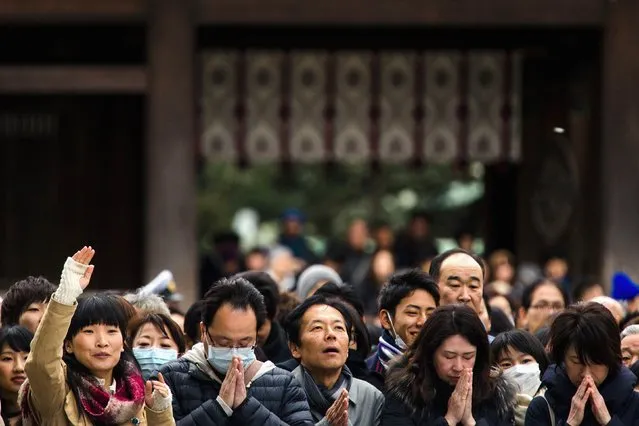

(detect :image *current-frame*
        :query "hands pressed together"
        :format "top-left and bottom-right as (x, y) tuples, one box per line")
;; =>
(445, 368), (476, 426)
(567, 375), (611, 426)
(219, 358), (248, 410)
(325, 388), (349, 426)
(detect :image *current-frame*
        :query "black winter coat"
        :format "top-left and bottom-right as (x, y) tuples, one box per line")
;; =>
(525, 364), (639, 426)
(160, 355), (313, 426)
(381, 357), (516, 426)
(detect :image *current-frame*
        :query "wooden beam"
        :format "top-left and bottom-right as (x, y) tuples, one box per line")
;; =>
(195, 0), (605, 26)
(0, 66), (147, 93)
(0, 0), (145, 22)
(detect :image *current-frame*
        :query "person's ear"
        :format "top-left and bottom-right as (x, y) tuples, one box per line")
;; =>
(64, 340), (74, 354)
(289, 341), (302, 360)
(517, 307), (528, 329)
(379, 310), (392, 331)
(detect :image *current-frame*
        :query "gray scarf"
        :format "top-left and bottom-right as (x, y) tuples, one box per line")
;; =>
(300, 365), (352, 417)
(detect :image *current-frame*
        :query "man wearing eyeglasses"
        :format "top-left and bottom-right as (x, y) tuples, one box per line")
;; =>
(516, 279), (568, 334)
(160, 277), (314, 425)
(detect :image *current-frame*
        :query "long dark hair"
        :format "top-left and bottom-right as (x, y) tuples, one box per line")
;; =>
(63, 295), (140, 415)
(399, 304), (493, 407)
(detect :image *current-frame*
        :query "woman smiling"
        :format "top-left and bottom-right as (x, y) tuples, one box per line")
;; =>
(19, 246), (175, 425)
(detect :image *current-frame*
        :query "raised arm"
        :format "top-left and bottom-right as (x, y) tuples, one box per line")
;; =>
(24, 247), (94, 419)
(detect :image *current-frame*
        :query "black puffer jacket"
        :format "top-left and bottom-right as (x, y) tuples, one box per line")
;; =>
(525, 364), (639, 425)
(160, 343), (313, 426)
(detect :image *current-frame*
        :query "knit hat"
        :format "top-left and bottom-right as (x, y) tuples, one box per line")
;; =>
(612, 272), (639, 301)
(296, 265), (344, 299)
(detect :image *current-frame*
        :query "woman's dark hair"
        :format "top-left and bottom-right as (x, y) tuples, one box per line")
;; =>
(184, 300), (206, 345)
(0, 325), (33, 353)
(63, 295), (139, 414)
(534, 327), (551, 349)
(491, 329), (550, 378)
(550, 302), (622, 376)
(127, 313), (186, 355)
(396, 305), (493, 407)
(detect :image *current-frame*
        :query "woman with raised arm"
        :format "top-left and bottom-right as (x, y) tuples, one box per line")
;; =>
(19, 246), (175, 425)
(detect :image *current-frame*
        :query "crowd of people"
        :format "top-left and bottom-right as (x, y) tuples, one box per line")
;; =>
(1, 212), (639, 425)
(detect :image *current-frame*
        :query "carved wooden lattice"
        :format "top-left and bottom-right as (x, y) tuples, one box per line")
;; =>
(201, 49), (522, 164)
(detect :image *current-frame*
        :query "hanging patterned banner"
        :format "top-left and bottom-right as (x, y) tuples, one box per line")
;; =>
(199, 48), (523, 166)
(290, 51), (327, 163)
(379, 52), (415, 163)
(334, 52), (372, 164)
(245, 50), (283, 164)
(201, 51), (238, 162)
(467, 51), (505, 163)
(423, 52), (461, 163)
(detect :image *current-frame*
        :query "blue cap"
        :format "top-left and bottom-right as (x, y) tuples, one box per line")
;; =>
(281, 208), (305, 222)
(612, 272), (639, 300)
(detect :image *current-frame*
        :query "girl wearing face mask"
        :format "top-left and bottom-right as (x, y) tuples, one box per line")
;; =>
(0, 326), (33, 425)
(381, 305), (516, 426)
(19, 247), (175, 425)
(491, 329), (549, 426)
(128, 313), (186, 380)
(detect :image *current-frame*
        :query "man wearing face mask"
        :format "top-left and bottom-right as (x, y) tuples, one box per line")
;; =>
(366, 270), (439, 385)
(160, 277), (314, 425)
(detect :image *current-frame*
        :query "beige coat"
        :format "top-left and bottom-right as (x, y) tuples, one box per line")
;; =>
(22, 299), (174, 426)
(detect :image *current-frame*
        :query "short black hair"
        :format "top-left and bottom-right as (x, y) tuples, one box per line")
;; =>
(571, 277), (602, 302)
(428, 249), (485, 282)
(0, 325), (33, 353)
(521, 278), (569, 311)
(233, 271), (280, 321)
(1, 276), (56, 326)
(550, 302), (622, 375)
(184, 300), (206, 345)
(202, 277), (267, 331)
(283, 294), (353, 348)
(378, 269), (440, 316)
(315, 282), (364, 317)
(491, 329), (550, 377)
(490, 308), (515, 335)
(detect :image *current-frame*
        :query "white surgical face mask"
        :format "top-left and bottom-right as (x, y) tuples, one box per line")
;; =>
(503, 362), (541, 397)
(384, 310), (407, 351)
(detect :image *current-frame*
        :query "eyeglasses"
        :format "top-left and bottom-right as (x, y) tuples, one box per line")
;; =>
(529, 302), (565, 311)
(206, 331), (255, 350)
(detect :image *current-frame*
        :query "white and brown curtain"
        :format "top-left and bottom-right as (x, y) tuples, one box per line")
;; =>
(201, 49), (522, 165)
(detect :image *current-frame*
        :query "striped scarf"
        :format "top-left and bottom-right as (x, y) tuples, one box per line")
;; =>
(374, 330), (404, 373)
(21, 359), (145, 425)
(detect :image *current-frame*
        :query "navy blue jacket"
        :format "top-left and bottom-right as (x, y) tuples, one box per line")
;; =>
(160, 352), (313, 426)
(525, 364), (639, 425)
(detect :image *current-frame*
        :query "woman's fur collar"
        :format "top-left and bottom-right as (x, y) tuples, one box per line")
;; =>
(385, 356), (517, 420)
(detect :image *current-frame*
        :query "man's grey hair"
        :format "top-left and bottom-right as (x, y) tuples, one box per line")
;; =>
(123, 292), (171, 317)
(621, 324), (639, 339)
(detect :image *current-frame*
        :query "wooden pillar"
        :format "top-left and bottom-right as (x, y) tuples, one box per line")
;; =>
(601, 0), (639, 286)
(146, 0), (197, 309)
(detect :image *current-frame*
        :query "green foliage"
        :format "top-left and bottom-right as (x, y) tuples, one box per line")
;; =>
(197, 162), (483, 252)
